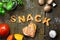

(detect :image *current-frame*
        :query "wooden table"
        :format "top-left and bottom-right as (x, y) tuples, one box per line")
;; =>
(0, 0), (60, 40)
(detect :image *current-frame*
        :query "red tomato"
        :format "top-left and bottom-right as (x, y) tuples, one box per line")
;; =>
(7, 35), (13, 40)
(0, 24), (10, 37)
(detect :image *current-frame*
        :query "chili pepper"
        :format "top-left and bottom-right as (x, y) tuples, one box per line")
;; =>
(6, 1), (17, 11)
(0, 2), (3, 7)
(14, 34), (24, 40)
(2, 0), (10, 2)
(6, 1), (14, 10)
(0, 8), (5, 15)
(12, 0), (16, 2)
(7, 34), (13, 40)
(2, 0), (17, 2)
(12, 1), (17, 10)
(17, 0), (23, 5)
(1, 0), (23, 11)
(6, 2), (13, 10)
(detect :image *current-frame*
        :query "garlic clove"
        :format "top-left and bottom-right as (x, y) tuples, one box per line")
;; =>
(38, 0), (45, 5)
(43, 4), (52, 12)
(47, 0), (53, 5)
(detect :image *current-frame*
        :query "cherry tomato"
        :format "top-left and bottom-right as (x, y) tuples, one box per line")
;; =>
(0, 24), (10, 37)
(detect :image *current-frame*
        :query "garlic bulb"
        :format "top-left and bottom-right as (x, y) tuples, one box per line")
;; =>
(49, 30), (57, 38)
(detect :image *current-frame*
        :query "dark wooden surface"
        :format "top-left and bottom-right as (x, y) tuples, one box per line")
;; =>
(0, 0), (60, 40)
